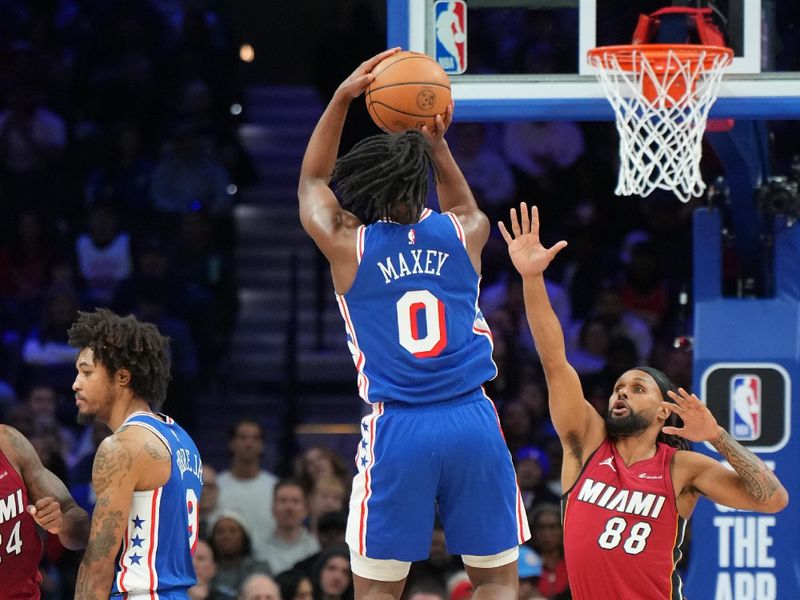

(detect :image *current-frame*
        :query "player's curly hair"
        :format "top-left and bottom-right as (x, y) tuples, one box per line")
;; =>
(68, 308), (171, 410)
(331, 129), (437, 225)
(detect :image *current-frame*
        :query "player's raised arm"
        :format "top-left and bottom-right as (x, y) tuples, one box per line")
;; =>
(421, 107), (489, 270)
(298, 48), (399, 259)
(663, 388), (788, 513)
(499, 204), (606, 474)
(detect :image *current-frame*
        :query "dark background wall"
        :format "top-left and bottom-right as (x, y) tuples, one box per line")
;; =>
(226, 0), (388, 85)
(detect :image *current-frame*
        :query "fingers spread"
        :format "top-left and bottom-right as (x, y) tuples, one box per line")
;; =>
(510, 208), (521, 237)
(498, 221), (513, 244)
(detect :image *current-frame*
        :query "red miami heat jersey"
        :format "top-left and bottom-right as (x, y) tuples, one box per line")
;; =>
(0, 448), (43, 599)
(562, 439), (687, 600)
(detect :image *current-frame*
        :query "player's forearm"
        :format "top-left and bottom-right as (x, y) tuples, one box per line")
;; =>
(431, 139), (478, 213)
(74, 560), (116, 600)
(299, 91), (350, 187)
(522, 274), (568, 368)
(710, 427), (788, 511)
(59, 504), (91, 550)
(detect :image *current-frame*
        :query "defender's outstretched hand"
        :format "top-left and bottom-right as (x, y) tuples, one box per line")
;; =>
(336, 48), (401, 100)
(662, 388), (722, 442)
(498, 203), (568, 278)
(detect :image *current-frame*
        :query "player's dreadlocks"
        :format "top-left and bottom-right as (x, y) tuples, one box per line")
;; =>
(331, 129), (438, 225)
(68, 308), (172, 410)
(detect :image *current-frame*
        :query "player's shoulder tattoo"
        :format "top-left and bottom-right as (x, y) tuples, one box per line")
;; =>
(142, 439), (170, 462)
(92, 435), (135, 493)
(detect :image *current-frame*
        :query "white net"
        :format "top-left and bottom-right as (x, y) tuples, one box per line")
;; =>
(588, 46), (732, 203)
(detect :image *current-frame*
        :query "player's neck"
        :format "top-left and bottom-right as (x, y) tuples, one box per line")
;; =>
(612, 434), (658, 467)
(109, 396), (154, 432)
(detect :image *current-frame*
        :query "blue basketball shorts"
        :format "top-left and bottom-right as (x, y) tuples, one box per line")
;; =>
(346, 388), (531, 562)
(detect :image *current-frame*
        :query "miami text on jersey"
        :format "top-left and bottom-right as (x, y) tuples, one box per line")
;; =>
(576, 478), (667, 519)
(0, 489), (24, 524)
(377, 250), (450, 284)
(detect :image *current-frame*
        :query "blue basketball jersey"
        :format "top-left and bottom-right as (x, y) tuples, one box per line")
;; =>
(337, 209), (496, 405)
(111, 412), (203, 599)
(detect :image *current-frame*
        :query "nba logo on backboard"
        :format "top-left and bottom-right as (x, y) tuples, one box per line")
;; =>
(434, 1), (467, 74)
(730, 375), (761, 440)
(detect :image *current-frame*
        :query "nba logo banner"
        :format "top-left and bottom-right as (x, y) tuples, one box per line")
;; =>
(730, 375), (761, 440)
(702, 364), (789, 452)
(434, 1), (467, 74)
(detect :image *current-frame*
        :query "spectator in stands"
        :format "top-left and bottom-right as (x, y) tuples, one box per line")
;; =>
(0, 79), (67, 218)
(200, 464), (222, 540)
(150, 122), (232, 216)
(74, 201), (133, 306)
(21, 283), (79, 388)
(216, 420), (279, 558)
(84, 123), (155, 224)
(501, 119), (584, 207)
(498, 400), (533, 455)
(0, 210), (53, 328)
(174, 208), (237, 373)
(620, 240), (670, 328)
(570, 286), (652, 366)
(189, 539), (226, 600)
(566, 317), (610, 376)
(405, 580), (447, 600)
(238, 573), (281, 600)
(275, 569), (314, 600)
(24, 383), (77, 464)
(449, 122), (515, 224)
(210, 512), (271, 599)
(406, 520), (464, 592)
(292, 511), (347, 578)
(256, 479), (320, 575)
(514, 446), (560, 514)
(295, 446), (350, 495)
(527, 505), (569, 599)
(310, 547), (353, 600)
(517, 545), (545, 600)
(308, 476), (347, 536)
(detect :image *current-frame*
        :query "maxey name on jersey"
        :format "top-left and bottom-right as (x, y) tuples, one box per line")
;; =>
(377, 249), (450, 284)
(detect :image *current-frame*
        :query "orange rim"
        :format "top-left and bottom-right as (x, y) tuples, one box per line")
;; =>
(588, 44), (733, 72)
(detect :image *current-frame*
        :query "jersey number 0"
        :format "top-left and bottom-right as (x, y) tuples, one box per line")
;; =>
(396, 290), (447, 358)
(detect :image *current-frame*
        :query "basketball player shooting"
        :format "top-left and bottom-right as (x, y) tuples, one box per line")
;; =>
(298, 49), (529, 600)
(499, 203), (788, 600)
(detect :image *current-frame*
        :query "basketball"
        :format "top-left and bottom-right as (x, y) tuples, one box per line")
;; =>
(365, 51), (451, 133)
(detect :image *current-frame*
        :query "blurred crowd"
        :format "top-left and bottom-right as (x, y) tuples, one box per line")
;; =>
(4, 2), (800, 600)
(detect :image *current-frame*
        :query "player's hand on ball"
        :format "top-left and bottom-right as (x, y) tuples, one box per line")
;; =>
(338, 48), (402, 100)
(28, 497), (63, 534)
(421, 101), (454, 145)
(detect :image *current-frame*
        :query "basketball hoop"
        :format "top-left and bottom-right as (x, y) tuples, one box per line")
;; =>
(588, 44), (733, 203)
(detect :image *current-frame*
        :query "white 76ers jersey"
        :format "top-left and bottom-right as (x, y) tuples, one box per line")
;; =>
(111, 412), (203, 598)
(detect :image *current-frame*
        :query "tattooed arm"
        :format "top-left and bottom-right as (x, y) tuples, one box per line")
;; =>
(663, 388), (789, 514)
(0, 425), (90, 549)
(75, 433), (138, 600)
